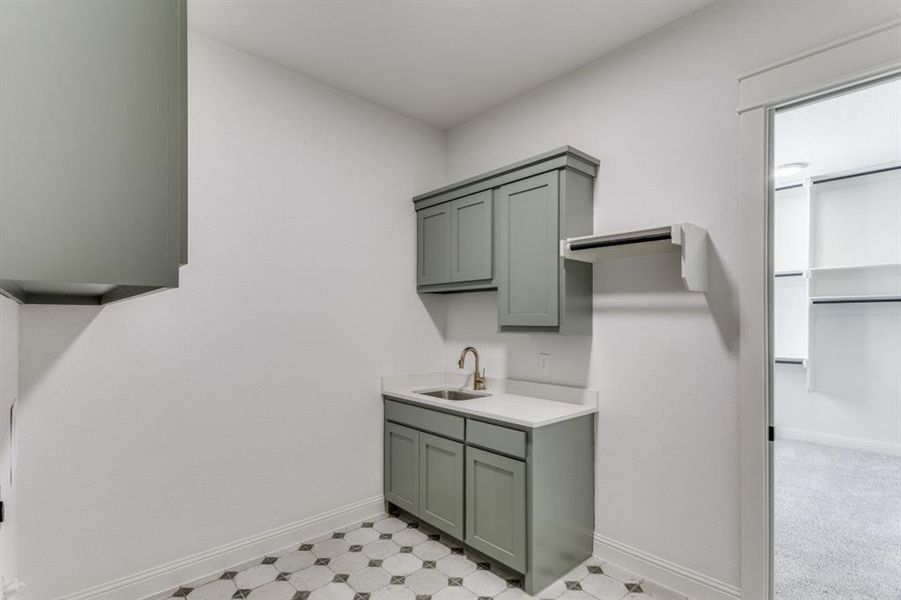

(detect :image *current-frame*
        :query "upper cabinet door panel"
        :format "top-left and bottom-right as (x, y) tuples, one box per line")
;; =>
(0, 0), (186, 290)
(451, 191), (493, 283)
(417, 202), (452, 286)
(496, 172), (560, 327)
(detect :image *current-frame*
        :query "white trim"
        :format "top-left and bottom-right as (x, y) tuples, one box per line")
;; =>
(592, 532), (740, 600)
(777, 428), (901, 457)
(738, 18), (901, 600)
(58, 495), (386, 600)
(738, 19), (901, 113)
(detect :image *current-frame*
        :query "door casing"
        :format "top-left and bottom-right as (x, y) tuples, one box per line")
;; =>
(737, 19), (901, 600)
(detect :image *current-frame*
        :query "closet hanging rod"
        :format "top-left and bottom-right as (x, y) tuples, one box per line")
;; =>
(774, 270), (805, 278)
(568, 231), (671, 251)
(775, 358), (805, 365)
(812, 163), (901, 185)
(811, 296), (901, 305)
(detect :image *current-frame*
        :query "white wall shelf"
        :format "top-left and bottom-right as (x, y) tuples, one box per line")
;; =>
(561, 222), (708, 292)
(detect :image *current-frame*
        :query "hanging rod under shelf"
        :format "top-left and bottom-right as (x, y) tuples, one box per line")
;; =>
(775, 357), (806, 365)
(810, 295), (901, 305)
(774, 270), (805, 278)
(561, 223), (708, 292)
(568, 230), (672, 251)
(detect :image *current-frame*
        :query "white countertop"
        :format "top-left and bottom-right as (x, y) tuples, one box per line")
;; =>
(381, 371), (598, 428)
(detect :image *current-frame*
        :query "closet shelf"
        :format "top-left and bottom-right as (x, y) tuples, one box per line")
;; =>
(810, 294), (901, 304)
(808, 263), (901, 275)
(561, 222), (708, 292)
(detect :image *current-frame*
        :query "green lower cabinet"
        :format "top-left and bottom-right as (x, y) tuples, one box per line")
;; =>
(385, 400), (595, 595)
(465, 446), (527, 573)
(385, 422), (420, 516)
(419, 432), (465, 539)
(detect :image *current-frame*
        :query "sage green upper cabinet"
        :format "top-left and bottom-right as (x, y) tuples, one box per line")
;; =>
(496, 172), (560, 327)
(417, 203), (453, 286)
(451, 191), (493, 283)
(0, 0), (187, 305)
(417, 191), (493, 291)
(412, 147), (598, 333)
(465, 447), (527, 573)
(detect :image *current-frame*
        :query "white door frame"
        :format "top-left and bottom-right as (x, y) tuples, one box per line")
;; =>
(737, 19), (901, 600)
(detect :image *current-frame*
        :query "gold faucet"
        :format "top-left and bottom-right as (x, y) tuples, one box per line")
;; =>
(457, 346), (486, 390)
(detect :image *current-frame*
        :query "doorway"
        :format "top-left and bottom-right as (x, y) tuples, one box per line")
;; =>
(770, 77), (901, 599)
(737, 19), (901, 600)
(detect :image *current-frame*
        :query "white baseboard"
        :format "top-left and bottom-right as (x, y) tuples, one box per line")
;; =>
(60, 495), (386, 600)
(592, 532), (741, 600)
(777, 427), (901, 456)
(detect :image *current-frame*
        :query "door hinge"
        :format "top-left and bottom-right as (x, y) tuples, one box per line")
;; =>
(768, 426), (775, 442)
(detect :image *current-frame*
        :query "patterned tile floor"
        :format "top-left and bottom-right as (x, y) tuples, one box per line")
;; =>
(152, 512), (690, 600)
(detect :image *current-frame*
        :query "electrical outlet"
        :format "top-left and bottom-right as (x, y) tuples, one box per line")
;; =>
(538, 353), (551, 375)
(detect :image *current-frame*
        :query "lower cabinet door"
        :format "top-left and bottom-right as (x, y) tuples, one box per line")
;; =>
(419, 432), (464, 539)
(465, 447), (527, 572)
(385, 421), (420, 515)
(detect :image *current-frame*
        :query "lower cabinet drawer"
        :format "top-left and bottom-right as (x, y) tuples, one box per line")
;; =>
(467, 419), (527, 458)
(385, 399), (465, 441)
(465, 447), (527, 573)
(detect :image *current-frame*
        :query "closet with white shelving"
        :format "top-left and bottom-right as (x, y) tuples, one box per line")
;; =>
(773, 165), (901, 454)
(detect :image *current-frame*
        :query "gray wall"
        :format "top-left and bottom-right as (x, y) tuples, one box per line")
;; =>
(8, 34), (447, 599)
(441, 0), (901, 590)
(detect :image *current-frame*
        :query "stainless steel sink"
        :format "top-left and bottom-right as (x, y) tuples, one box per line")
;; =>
(415, 388), (490, 401)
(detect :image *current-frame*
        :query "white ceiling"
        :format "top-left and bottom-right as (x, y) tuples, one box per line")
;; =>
(188, 0), (712, 129)
(775, 78), (901, 184)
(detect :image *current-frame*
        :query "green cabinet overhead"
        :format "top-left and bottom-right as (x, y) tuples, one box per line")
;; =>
(0, 0), (187, 305)
(417, 190), (494, 291)
(413, 147), (597, 333)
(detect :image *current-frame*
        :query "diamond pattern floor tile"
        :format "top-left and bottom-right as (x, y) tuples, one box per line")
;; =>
(276, 551), (317, 574)
(164, 513), (692, 600)
(461, 570), (506, 597)
(315, 539), (353, 559)
(363, 540), (402, 560)
(578, 574), (628, 600)
(245, 581), (298, 600)
(370, 584), (415, 600)
(185, 579), (240, 600)
(290, 565), (337, 591)
(412, 541), (450, 562)
(236, 564), (280, 590)
(310, 582), (356, 600)
(349, 567), (393, 593)
(431, 587), (476, 600)
(403, 567), (449, 595)
(392, 528), (428, 547)
(435, 555), (477, 579)
(329, 551), (371, 575)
